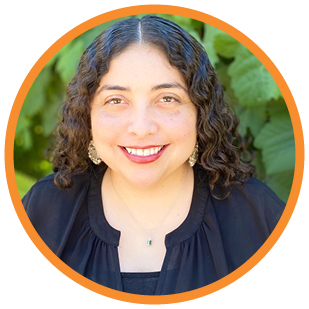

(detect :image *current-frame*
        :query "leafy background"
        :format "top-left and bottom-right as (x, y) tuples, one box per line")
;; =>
(14, 14), (295, 202)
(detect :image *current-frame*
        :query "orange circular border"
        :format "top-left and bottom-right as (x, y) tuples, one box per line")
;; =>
(5, 4), (304, 305)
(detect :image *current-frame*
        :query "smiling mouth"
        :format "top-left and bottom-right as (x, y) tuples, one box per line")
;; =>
(122, 145), (166, 157)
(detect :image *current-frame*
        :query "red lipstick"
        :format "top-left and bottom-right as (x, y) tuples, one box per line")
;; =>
(119, 145), (168, 164)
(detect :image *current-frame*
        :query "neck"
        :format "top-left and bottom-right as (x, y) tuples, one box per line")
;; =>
(107, 164), (191, 212)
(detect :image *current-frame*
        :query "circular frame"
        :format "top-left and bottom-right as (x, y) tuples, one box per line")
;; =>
(5, 4), (304, 305)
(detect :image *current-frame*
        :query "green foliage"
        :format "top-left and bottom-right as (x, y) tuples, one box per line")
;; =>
(203, 23), (294, 202)
(228, 45), (281, 106)
(14, 170), (37, 199)
(14, 15), (295, 202)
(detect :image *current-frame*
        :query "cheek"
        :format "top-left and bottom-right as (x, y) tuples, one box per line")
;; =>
(164, 111), (197, 142)
(90, 108), (121, 129)
(90, 110), (122, 143)
(178, 122), (197, 147)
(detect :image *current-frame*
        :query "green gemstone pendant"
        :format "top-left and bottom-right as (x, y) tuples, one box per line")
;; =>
(146, 235), (152, 246)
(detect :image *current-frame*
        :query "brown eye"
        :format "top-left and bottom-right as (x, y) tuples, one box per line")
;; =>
(160, 96), (180, 103)
(106, 98), (124, 105)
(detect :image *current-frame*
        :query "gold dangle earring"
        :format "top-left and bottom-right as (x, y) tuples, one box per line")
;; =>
(88, 139), (102, 165)
(188, 141), (199, 167)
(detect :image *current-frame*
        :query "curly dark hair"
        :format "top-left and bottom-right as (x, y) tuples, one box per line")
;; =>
(52, 15), (253, 197)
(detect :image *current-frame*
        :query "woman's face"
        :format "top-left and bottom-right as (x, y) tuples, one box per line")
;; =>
(91, 44), (197, 187)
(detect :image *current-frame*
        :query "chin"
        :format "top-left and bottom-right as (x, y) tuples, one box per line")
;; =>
(122, 166), (167, 187)
(128, 173), (159, 188)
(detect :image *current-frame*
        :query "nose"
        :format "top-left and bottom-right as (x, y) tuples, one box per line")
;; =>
(126, 105), (159, 137)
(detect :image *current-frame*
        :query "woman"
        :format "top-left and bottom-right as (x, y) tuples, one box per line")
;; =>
(22, 15), (285, 295)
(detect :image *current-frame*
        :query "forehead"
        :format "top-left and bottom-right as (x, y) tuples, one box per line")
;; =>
(101, 44), (185, 87)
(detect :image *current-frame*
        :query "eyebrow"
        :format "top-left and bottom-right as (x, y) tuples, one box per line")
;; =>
(97, 84), (129, 94)
(97, 82), (187, 94)
(151, 82), (187, 92)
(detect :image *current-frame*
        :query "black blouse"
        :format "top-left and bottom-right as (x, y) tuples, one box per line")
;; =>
(22, 165), (285, 295)
(121, 272), (160, 295)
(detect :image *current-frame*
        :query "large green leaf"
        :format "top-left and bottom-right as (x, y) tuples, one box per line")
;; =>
(21, 67), (51, 115)
(203, 24), (220, 66)
(254, 114), (295, 175)
(214, 33), (240, 59)
(228, 46), (281, 107)
(266, 97), (290, 117)
(15, 67), (51, 137)
(42, 78), (65, 136)
(55, 39), (86, 84)
(216, 63), (240, 107)
(235, 105), (266, 137)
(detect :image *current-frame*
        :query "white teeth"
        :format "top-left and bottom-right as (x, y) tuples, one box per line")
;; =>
(124, 146), (164, 156)
(143, 149), (150, 156)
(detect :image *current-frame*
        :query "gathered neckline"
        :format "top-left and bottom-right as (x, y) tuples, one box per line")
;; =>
(87, 165), (210, 248)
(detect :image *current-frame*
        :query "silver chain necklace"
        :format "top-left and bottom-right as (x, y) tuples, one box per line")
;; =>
(109, 166), (189, 246)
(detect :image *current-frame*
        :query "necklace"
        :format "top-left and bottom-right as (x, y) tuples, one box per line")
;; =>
(109, 166), (189, 246)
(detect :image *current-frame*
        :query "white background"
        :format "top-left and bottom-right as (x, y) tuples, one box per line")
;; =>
(1, 0), (308, 307)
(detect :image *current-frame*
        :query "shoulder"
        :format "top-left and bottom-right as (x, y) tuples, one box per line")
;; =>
(22, 170), (95, 253)
(22, 171), (93, 226)
(22, 172), (91, 208)
(210, 176), (285, 233)
(230, 177), (285, 213)
(207, 173), (285, 209)
(195, 165), (284, 208)
(194, 167), (286, 271)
